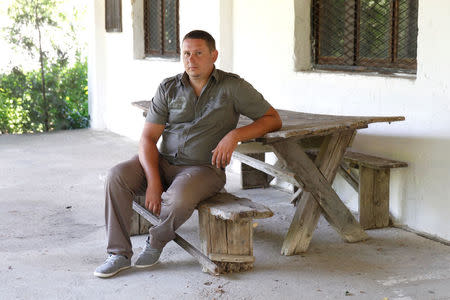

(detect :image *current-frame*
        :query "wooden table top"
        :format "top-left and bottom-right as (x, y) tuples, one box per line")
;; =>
(132, 101), (405, 140)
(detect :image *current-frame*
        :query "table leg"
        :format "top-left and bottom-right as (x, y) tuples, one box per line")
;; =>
(272, 130), (368, 255)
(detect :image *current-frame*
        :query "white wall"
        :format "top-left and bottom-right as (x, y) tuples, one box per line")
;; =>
(232, 0), (450, 241)
(88, 0), (233, 140)
(90, 0), (450, 241)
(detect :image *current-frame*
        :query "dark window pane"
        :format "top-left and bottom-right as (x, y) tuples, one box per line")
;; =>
(397, 0), (418, 59)
(144, 0), (179, 57)
(359, 0), (391, 60)
(318, 0), (346, 58)
(147, 0), (162, 53)
(312, 0), (418, 73)
(105, 0), (122, 32)
(163, 0), (177, 53)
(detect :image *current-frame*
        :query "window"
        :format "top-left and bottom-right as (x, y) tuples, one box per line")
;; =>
(312, 0), (418, 74)
(105, 0), (122, 32)
(144, 0), (180, 58)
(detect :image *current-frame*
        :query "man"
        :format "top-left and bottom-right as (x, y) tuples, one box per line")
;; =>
(94, 30), (282, 278)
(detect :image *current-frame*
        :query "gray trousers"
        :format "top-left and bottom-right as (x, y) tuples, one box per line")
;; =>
(105, 155), (226, 258)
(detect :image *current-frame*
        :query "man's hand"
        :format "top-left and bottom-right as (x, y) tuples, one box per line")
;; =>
(145, 184), (163, 216)
(211, 107), (282, 169)
(211, 130), (239, 168)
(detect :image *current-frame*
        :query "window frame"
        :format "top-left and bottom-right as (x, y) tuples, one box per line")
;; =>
(312, 0), (418, 74)
(143, 0), (180, 59)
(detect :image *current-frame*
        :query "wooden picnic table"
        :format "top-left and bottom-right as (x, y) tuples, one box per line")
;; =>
(132, 101), (405, 256)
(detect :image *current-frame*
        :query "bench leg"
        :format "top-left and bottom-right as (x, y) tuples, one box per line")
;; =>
(133, 201), (220, 275)
(130, 196), (152, 236)
(359, 167), (390, 229)
(241, 153), (269, 189)
(273, 130), (368, 255)
(198, 208), (254, 273)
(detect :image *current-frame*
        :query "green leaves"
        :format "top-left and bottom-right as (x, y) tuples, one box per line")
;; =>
(0, 58), (89, 134)
(1, 0), (87, 134)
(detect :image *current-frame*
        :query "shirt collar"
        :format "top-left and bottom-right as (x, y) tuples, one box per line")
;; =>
(210, 66), (220, 81)
(178, 65), (220, 87)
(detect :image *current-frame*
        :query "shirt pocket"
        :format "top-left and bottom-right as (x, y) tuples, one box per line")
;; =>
(168, 96), (193, 123)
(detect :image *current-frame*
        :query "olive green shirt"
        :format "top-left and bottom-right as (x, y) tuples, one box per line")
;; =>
(146, 68), (272, 166)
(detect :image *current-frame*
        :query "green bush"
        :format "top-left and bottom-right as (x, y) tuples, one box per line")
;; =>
(0, 57), (89, 134)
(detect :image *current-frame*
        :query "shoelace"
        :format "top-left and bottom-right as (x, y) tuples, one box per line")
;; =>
(105, 254), (122, 264)
(142, 244), (160, 254)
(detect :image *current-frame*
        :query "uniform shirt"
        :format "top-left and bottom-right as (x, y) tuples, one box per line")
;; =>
(145, 68), (271, 166)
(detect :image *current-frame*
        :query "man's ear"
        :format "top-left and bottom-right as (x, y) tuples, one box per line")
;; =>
(212, 50), (218, 62)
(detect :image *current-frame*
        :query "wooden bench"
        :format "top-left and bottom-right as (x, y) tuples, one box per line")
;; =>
(334, 150), (408, 229)
(131, 193), (273, 274)
(235, 149), (407, 230)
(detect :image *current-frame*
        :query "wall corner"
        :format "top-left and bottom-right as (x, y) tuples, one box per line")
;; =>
(293, 0), (312, 71)
(131, 0), (145, 59)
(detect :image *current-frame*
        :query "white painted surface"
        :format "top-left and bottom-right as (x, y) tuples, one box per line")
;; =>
(231, 0), (450, 240)
(89, 0), (450, 241)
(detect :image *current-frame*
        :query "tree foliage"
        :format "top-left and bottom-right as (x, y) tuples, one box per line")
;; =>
(1, 0), (88, 134)
(0, 57), (88, 134)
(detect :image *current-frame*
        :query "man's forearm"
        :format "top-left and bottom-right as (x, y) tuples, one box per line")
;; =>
(231, 114), (282, 143)
(138, 139), (162, 189)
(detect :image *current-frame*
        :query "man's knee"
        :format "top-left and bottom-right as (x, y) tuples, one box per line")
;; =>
(161, 191), (196, 217)
(106, 158), (141, 189)
(106, 164), (126, 186)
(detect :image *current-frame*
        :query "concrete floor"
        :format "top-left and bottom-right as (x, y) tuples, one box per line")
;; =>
(1, 129), (449, 300)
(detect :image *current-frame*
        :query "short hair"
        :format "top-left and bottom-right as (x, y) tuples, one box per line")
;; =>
(183, 30), (216, 51)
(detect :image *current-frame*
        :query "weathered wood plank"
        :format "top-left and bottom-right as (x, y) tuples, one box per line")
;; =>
(209, 253), (255, 263)
(374, 168), (390, 228)
(232, 152), (300, 188)
(235, 142), (274, 154)
(285, 133), (353, 254)
(337, 163), (359, 192)
(132, 201), (219, 275)
(266, 159), (286, 185)
(307, 149), (408, 170)
(359, 167), (375, 229)
(289, 188), (303, 205)
(273, 130), (368, 255)
(209, 217), (228, 255)
(359, 167), (390, 229)
(130, 196), (151, 236)
(226, 220), (252, 256)
(197, 194), (265, 274)
(198, 208), (211, 255)
(130, 206), (140, 236)
(344, 151), (408, 169)
(136, 196), (151, 234)
(279, 134), (346, 254)
(132, 102), (405, 141)
(197, 193), (273, 221)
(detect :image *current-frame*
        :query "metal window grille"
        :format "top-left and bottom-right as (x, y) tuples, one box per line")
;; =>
(312, 0), (418, 74)
(144, 0), (180, 58)
(105, 0), (122, 32)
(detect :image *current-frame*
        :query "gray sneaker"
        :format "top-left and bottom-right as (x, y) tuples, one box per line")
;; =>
(94, 254), (131, 278)
(135, 238), (162, 268)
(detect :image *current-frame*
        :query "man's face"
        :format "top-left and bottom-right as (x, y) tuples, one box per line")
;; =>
(182, 38), (218, 81)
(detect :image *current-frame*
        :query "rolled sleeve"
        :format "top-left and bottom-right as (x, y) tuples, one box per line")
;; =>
(145, 84), (168, 125)
(233, 79), (272, 120)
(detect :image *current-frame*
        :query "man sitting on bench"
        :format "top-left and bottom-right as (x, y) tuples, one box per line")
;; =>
(94, 30), (282, 278)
